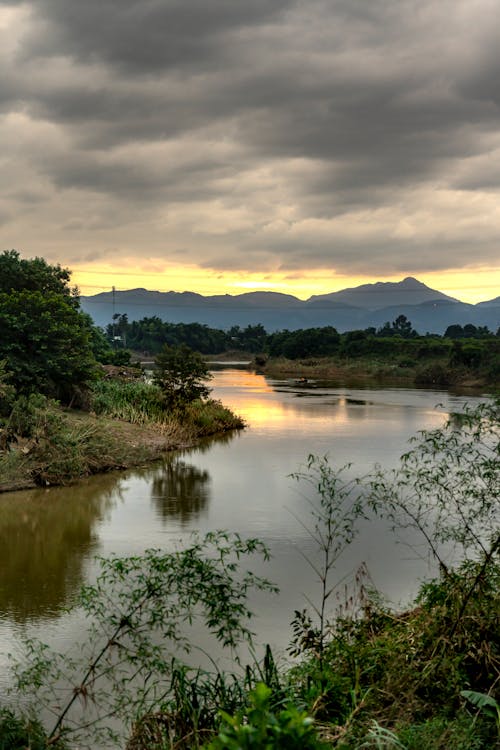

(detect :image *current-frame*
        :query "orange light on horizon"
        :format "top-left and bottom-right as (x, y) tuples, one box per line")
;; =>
(69, 262), (500, 305)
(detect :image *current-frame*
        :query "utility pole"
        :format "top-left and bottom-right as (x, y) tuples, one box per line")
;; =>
(112, 285), (116, 340)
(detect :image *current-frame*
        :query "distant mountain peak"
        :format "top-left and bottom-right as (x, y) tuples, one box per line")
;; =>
(80, 277), (499, 334)
(308, 277), (459, 310)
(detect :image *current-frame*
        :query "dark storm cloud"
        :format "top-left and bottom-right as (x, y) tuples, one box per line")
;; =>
(1, 0), (500, 275)
(19, 0), (291, 73)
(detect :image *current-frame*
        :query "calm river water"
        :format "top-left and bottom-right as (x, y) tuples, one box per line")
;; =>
(0, 369), (485, 697)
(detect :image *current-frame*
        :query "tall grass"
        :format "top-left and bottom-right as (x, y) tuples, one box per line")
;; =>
(89, 380), (167, 424)
(0, 384), (244, 491)
(89, 380), (244, 435)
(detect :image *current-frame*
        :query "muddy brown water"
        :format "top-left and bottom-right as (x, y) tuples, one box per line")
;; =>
(0, 368), (486, 708)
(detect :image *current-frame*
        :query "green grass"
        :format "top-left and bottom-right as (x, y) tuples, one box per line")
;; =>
(89, 379), (167, 423)
(286, 559), (500, 749)
(0, 383), (244, 491)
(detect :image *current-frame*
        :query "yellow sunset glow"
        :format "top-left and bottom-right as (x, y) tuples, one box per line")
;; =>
(70, 261), (499, 304)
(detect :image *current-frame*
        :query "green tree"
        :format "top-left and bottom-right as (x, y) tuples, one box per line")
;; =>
(154, 343), (212, 409)
(0, 290), (97, 399)
(377, 314), (416, 338)
(0, 250), (100, 400)
(0, 249), (78, 304)
(444, 324), (465, 338)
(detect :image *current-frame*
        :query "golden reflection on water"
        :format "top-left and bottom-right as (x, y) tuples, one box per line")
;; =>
(214, 369), (352, 430)
(0, 475), (119, 621)
(0, 371), (457, 628)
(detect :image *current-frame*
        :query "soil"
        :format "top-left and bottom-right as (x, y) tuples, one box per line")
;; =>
(0, 412), (210, 495)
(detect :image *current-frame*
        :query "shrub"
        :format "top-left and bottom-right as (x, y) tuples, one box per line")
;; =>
(205, 683), (326, 750)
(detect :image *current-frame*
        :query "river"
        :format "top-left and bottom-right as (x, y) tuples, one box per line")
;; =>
(0, 368), (485, 709)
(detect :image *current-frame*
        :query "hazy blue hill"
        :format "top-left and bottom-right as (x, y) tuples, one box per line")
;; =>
(80, 278), (500, 334)
(308, 276), (459, 309)
(476, 296), (500, 308)
(368, 300), (477, 333)
(200, 291), (303, 309)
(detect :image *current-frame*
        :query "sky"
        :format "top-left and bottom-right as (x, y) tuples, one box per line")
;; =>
(1, 0), (500, 303)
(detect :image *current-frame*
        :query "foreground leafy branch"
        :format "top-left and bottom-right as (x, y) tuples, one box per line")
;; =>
(12, 532), (278, 748)
(367, 398), (499, 573)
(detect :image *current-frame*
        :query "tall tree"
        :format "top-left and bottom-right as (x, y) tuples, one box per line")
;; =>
(0, 251), (97, 400)
(154, 344), (212, 409)
(0, 250), (78, 304)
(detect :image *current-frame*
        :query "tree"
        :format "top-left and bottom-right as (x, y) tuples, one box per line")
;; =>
(444, 324), (465, 338)
(154, 343), (212, 409)
(0, 290), (97, 399)
(377, 314), (416, 338)
(0, 249), (78, 304)
(0, 250), (98, 400)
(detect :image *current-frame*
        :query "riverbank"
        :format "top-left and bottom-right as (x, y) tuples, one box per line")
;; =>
(0, 396), (244, 494)
(259, 355), (492, 390)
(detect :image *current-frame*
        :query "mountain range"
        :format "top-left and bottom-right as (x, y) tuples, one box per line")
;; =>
(81, 277), (500, 335)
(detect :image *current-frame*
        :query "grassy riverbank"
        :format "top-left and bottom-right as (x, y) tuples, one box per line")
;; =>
(0, 381), (243, 493)
(259, 355), (492, 390)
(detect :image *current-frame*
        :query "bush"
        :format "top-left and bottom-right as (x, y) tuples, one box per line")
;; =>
(414, 363), (457, 386)
(205, 683), (326, 750)
(0, 707), (66, 750)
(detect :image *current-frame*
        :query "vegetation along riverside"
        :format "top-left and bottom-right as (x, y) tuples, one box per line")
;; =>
(0, 250), (498, 749)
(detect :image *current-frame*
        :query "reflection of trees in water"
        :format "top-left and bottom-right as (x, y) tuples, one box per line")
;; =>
(0, 474), (120, 622)
(191, 431), (236, 454)
(150, 457), (211, 526)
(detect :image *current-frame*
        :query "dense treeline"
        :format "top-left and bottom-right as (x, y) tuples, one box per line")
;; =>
(109, 313), (500, 381)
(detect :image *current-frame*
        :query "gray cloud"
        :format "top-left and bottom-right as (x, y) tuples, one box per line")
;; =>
(1, 0), (500, 279)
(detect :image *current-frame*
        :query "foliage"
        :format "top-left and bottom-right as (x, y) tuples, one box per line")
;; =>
(288, 559), (499, 747)
(205, 682), (326, 750)
(358, 721), (407, 749)
(0, 707), (66, 750)
(87, 319), (132, 365)
(227, 324), (268, 353)
(100, 309), (498, 386)
(0, 289), (97, 399)
(0, 251), (107, 400)
(12, 533), (278, 748)
(127, 645), (285, 750)
(0, 360), (15, 417)
(283, 399), (499, 749)
(289, 457), (367, 667)
(414, 362), (458, 386)
(90, 379), (167, 423)
(114, 316), (230, 355)
(366, 399), (499, 574)
(0, 249), (77, 303)
(89, 379), (243, 434)
(444, 324), (494, 339)
(181, 399), (245, 435)
(377, 315), (417, 338)
(460, 690), (500, 732)
(0, 393), (123, 485)
(268, 327), (340, 359)
(154, 343), (213, 408)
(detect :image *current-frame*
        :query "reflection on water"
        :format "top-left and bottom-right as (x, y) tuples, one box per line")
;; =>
(0, 476), (119, 620)
(0, 369), (486, 696)
(150, 457), (211, 526)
